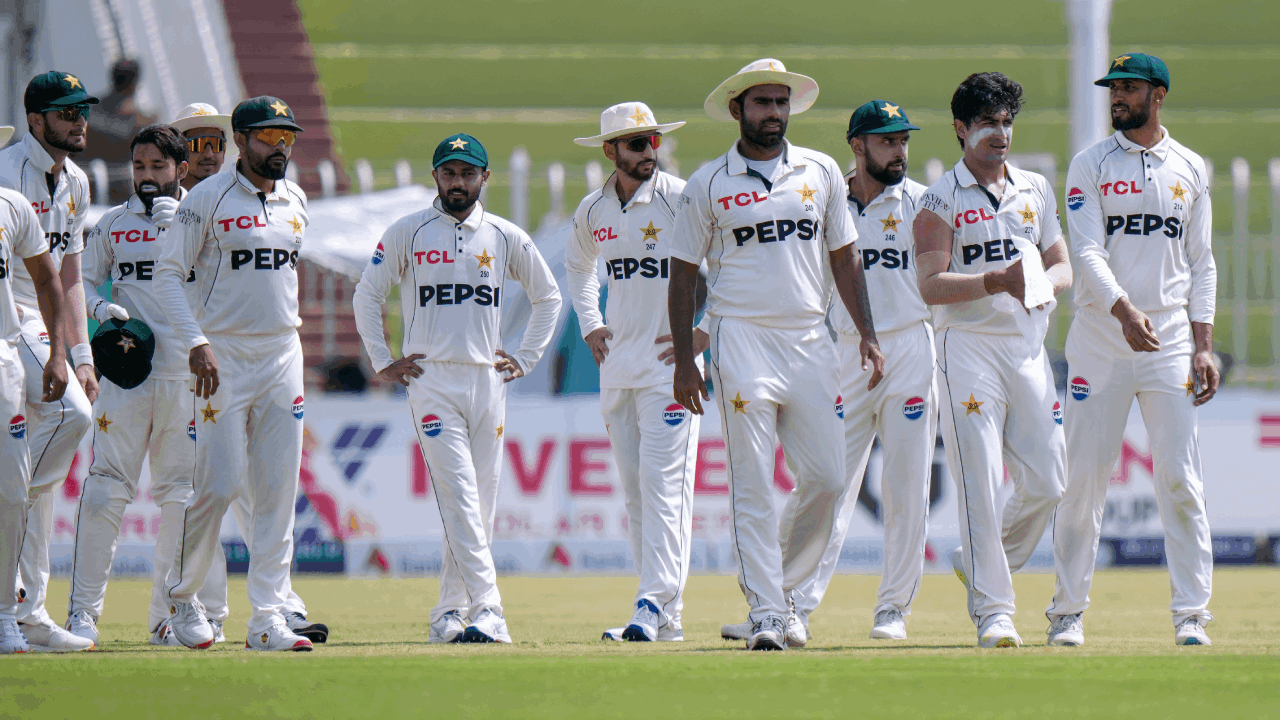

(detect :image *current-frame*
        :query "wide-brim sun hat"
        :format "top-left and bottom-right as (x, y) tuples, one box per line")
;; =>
(703, 58), (819, 122)
(0, 127), (13, 146)
(169, 103), (233, 136)
(574, 102), (685, 147)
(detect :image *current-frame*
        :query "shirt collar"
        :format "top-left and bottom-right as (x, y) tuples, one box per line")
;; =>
(233, 165), (288, 201)
(432, 197), (486, 231)
(126, 186), (187, 216)
(952, 158), (1032, 201)
(726, 138), (803, 178)
(603, 171), (657, 209)
(846, 173), (905, 210)
(1113, 126), (1172, 160)
(21, 133), (57, 175)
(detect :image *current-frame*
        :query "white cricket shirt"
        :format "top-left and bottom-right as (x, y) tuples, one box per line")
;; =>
(919, 160), (1062, 335)
(0, 187), (50, 348)
(154, 168), (308, 348)
(567, 170), (699, 389)
(84, 191), (197, 379)
(1064, 128), (1215, 324)
(0, 133), (90, 312)
(832, 176), (930, 337)
(352, 199), (562, 374)
(670, 139), (858, 330)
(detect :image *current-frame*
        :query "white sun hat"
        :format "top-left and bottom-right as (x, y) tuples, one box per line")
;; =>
(574, 102), (685, 147)
(169, 102), (232, 136)
(703, 58), (820, 122)
(0, 127), (12, 146)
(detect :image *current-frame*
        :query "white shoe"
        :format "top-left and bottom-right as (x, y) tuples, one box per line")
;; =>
(1047, 614), (1084, 647)
(747, 615), (787, 651)
(870, 608), (907, 640)
(429, 610), (467, 644)
(785, 612), (808, 648)
(209, 618), (225, 644)
(978, 614), (1023, 648)
(149, 618), (183, 646)
(65, 610), (99, 645)
(621, 599), (659, 642)
(0, 619), (30, 654)
(245, 621), (314, 652)
(461, 608), (512, 644)
(20, 618), (94, 652)
(1175, 617), (1212, 646)
(721, 620), (753, 641)
(168, 600), (215, 649)
(603, 624), (683, 642)
(285, 611), (329, 644)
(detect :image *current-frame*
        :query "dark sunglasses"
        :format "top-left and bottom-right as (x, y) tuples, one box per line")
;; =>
(48, 105), (91, 123)
(612, 134), (661, 153)
(186, 135), (226, 154)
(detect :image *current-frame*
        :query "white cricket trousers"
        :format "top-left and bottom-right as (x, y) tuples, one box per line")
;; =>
(166, 331), (304, 634)
(935, 327), (1066, 625)
(707, 316), (845, 622)
(408, 362), (506, 624)
(67, 377), (232, 631)
(15, 311), (92, 624)
(0, 343), (31, 621)
(1049, 306), (1212, 626)
(792, 321), (937, 623)
(600, 384), (698, 631)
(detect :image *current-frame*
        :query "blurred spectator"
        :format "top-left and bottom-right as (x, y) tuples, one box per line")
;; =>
(81, 58), (156, 203)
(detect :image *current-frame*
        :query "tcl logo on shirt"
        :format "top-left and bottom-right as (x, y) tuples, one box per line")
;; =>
(606, 257), (668, 280)
(960, 239), (1021, 265)
(230, 248), (299, 270)
(30, 200), (51, 215)
(593, 227), (617, 242)
(731, 218), (818, 246)
(1105, 214), (1183, 239)
(1100, 180), (1142, 196)
(110, 229), (158, 243)
(954, 207), (996, 227)
(716, 191), (769, 210)
(216, 215), (268, 232)
(418, 283), (500, 307)
(413, 250), (455, 265)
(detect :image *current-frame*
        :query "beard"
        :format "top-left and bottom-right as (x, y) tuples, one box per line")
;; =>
(246, 148), (289, 180)
(740, 113), (787, 150)
(864, 154), (907, 186)
(1112, 93), (1153, 131)
(43, 124), (84, 153)
(617, 156), (655, 183)
(440, 185), (481, 213)
(135, 177), (180, 212)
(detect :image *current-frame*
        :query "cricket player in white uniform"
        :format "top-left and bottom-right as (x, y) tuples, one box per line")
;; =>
(155, 96), (314, 651)
(0, 123), (71, 653)
(1047, 54), (1218, 648)
(566, 103), (699, 642)
(669, 60), (885, 651)
(0, 72), (101, 652)
(353, 134), (561, 644)
(64, 125), (235, 647)
(914, 72), (1073, 648)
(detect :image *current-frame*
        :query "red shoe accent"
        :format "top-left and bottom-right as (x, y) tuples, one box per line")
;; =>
(191, 639), (214, 650)
(291, 639), (313, 651)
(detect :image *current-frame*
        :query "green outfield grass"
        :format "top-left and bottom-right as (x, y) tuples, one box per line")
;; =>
(4, 570), (1278, 718)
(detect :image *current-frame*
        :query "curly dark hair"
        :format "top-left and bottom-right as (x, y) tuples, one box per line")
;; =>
(130, 123), (189, 166)
(950, 72), (1024, 149)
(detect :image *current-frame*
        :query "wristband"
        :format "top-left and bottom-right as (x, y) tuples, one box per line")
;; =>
(70, 343), (94, 368)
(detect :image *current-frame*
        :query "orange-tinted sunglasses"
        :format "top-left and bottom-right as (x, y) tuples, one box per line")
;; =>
(253, 128), (297, 147)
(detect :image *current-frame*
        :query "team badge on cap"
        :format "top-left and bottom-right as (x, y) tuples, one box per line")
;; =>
(835, 395), (844, 419)
(1052, 401), (1064, 425)
(1070, 377), (1091, 401)
(292, 396), (305, 420)
(903, 397), (925, 421)
(1067, 187), (1085, 211)
(662, 403), (687, 427)
(8, 415), (25, 439)
(421, 414), (443, 437)
(372, 242), (385, 265)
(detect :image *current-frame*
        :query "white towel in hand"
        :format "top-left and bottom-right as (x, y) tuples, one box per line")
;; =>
(990, 235), (1055, 347)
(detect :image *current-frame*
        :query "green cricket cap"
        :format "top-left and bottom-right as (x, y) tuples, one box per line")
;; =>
(846, 100), (920, 142)
(91, 318), (155, 390)
(231, 96), (305, 132)
(24, 71), (100, 114)
(1094, 53), (1170, 91)
(433, 134), (488, 169)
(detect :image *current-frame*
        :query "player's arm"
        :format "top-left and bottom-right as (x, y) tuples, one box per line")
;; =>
(499, 232), (563, 382)
(14, 200), (67, 401)
(667, 185), (715, 415)
(657, 269), (710, 366)
(83, 215), (129, 324)
(1185, 173), (1218, 405)
(1036, 185), (1073, 297)
(564, 206), (609, 366)
(154, 190), (217, 398)
(59, 250), (97, 402)
(913, 207), (995, 303)
(822, 160), (884, 389)
(352, 222), (422, 386)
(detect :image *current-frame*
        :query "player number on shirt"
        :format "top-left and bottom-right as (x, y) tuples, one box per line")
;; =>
(480, 270), (489, 278)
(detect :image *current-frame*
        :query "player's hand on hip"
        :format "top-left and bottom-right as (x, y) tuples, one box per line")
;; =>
(41, 361), (68, 402)
(376, 353), (426, 387)
(656, 328), (709, 366)
(494, 350), (524, 383)
(190, 344), (219, 399)
(983, 259), (1027, 308)
(149, 196), (180, 230)
(1192, 350), (1220, 406)
(1111, 298), (1160, 352)
(672, 361), (708, 416)
(860, 335), (887, 391)
(585, 327), (613, 367)
(75, 364), (99, 403)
